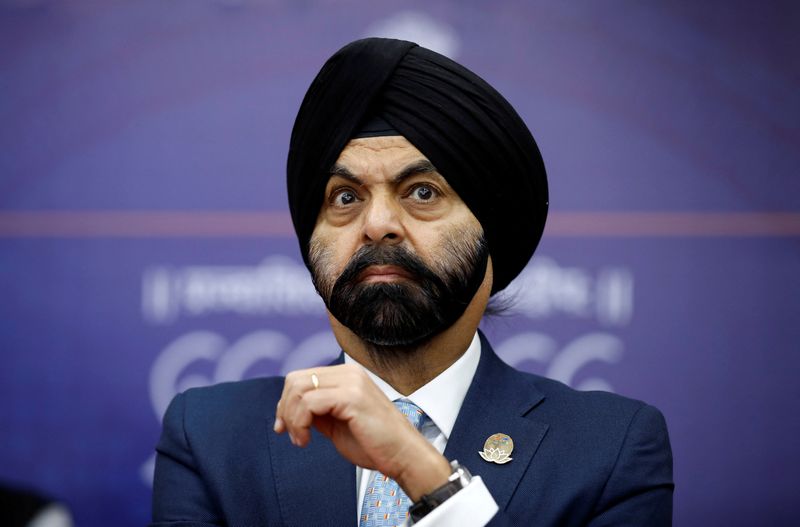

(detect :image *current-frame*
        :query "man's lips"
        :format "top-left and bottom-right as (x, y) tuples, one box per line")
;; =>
(357, 264), (415, 283)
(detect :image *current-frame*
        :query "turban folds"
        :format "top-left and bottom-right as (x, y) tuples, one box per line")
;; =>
(287, 38), (548, 294)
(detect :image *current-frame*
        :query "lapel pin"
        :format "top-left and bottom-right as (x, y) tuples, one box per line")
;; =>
(479, 433), (514, 464)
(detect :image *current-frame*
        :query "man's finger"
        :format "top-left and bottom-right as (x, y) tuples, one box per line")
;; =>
(275, 364), (371, 444)
(285, 387), (341, 447)
(275, 368), (318, 435)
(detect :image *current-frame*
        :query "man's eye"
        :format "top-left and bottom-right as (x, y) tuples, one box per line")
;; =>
(331, 189), (358, 207)
(409, 185), (436, 201)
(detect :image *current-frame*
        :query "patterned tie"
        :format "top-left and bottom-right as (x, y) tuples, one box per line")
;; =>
(359, 400), (427, 527)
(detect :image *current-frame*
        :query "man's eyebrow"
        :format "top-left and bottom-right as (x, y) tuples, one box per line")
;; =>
(328, 159), (438, 185)
(392, 159), (438, 184)
(329, 163), (364, 185)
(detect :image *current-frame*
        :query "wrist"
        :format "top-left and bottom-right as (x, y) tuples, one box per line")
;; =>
(393, 441), (451, 501)
(408, 460), (474, 524)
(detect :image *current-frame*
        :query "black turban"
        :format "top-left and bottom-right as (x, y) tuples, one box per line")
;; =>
(287, 38), (548, 294)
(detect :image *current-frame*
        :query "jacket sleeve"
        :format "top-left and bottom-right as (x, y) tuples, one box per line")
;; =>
(150, 392), (224, 527)
(586, 403), (674, 527)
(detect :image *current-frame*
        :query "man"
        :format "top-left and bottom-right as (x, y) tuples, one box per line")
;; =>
(151, 38), (673, 526)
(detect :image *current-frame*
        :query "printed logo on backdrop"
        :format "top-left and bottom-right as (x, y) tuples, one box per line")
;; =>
(140, 255), (634, 485)
(506, 256), (633, 326)
(142, 256), (325, 324)
(493, 256), (631, 391)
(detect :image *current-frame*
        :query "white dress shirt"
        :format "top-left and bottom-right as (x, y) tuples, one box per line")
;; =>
(345, 332), (499, 526)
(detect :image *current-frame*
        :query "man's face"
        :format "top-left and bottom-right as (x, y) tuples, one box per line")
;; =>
(309, 135), (489, 348)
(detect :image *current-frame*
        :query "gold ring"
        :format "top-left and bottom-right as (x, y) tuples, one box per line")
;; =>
(310, 372), (320, 390)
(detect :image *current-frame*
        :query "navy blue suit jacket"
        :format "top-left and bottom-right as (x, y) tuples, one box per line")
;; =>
(151, 333), (673, 526)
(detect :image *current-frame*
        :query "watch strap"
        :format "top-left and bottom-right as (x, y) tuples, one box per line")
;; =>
(408, 460), (471, 523)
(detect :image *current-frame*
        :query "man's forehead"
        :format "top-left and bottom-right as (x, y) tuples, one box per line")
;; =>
(331, 135), (449, 184)
(338, 135), (421, 158)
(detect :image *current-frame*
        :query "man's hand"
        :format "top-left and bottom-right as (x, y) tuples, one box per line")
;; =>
(273, 364), (451, 501)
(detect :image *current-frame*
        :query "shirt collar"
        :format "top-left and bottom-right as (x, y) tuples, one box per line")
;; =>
(343, 332), (481, 441)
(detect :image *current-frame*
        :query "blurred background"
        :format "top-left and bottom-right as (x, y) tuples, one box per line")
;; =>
(1, 1), (798, 525)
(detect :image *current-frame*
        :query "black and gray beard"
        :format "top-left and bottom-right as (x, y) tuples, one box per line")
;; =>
(309, 227), (489, 364)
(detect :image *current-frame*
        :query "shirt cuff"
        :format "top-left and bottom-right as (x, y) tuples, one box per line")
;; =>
(406, 475), (498, 527)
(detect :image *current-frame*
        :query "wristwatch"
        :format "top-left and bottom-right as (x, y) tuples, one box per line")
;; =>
(408, 460), (472, 523)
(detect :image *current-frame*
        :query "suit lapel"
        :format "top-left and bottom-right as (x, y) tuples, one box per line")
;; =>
(264, 354), (356, 526)
(444, 332), (549, 510)
(266, 423), (356, 526)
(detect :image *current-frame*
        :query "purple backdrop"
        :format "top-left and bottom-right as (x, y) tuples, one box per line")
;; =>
(1, 1), (798, 525)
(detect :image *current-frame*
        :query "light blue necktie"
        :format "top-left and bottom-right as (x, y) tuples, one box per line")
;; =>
(359, 400), (428, 527)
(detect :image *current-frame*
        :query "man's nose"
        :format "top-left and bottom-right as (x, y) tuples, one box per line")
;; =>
(362, 195), (404, 244)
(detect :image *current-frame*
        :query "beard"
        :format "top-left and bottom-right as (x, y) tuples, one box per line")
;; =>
(309, 225), (489, 357)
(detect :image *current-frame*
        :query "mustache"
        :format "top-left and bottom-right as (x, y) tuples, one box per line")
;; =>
(328, 243), (450, 348)
(315, 230), (490, 349)
(335, 244), (442, 289)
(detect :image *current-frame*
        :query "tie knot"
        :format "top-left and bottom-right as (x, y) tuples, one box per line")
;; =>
(393, 399), (426, 430)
